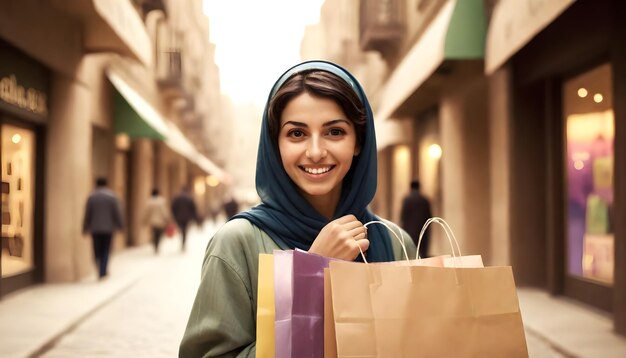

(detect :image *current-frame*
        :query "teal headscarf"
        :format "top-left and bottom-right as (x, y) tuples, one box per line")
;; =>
(234, 60), (394, 262)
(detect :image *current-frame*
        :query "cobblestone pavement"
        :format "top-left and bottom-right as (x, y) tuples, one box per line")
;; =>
(38, 224), (212, 358)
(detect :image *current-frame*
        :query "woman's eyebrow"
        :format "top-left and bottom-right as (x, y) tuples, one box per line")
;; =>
(323, 119), (350, 127)
(281, 120), (307, 128)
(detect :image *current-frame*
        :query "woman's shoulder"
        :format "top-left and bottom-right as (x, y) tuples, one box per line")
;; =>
(214, 218), (257, 237)
(207, 218), (278, 258)
(209, 218), (257, 251)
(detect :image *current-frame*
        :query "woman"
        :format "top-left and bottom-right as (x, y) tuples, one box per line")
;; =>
(179, 60), (415, 357)
(142, 188), (171, 254)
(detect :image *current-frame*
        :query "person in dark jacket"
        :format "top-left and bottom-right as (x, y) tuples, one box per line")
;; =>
(222, 194), (239, 220)
(82, 177), (124, 279)
(171, 186), (199, 251)
(400, 179), (433, 258)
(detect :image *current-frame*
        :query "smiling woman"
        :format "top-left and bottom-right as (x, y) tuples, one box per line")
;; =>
(279, 93), (358, 219)
(179, 61), (416, 357)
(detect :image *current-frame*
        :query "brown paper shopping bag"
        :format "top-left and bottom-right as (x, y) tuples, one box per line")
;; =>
(325, 218), (486, 357)
(256, 254), (275, 358)
(329, 262), (528, 357)
(328, 217), (528, 357)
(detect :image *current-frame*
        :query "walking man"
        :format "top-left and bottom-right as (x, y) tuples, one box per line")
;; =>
(171, 186), (199, 251)
(400, 179), (433, 258)
(82, 177), (124, 279)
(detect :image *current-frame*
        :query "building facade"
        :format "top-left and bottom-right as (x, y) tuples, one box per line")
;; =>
(303, 0), (625, 335)
(0, 0), (227, 297)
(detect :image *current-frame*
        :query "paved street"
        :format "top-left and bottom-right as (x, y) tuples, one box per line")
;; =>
(37, 223), (212, 358)
(526, 332), (568, 358)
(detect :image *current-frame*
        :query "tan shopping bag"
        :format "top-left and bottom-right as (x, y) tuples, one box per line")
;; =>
(329, 262), (528, 357)
(256, 254), (275, 358)
(324, 219), (487, 357)
(328, 217), (528, 357)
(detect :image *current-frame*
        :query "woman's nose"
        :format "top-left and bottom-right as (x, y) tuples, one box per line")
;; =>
(305, 137), (327, 162)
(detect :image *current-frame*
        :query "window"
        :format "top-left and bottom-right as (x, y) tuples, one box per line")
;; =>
(564, 64), (614, 285)
(1, 124), (36, 277)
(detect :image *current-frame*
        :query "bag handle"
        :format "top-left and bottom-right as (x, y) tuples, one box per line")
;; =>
(416, 217), (462, 262)
(359, 220), (410, 264)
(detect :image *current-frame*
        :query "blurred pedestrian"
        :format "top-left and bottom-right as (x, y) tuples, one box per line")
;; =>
(171, 186), (199, 251)
(222, 194), (239, 220)
(82, 177), (124, 279)
(400, 179), (433, 258)
(143, 188), (171, 254)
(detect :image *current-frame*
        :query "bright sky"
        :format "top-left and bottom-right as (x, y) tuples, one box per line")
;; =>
(202, 0), (325, 107)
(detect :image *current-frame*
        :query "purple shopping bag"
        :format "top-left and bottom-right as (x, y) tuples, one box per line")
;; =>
(273, 249), (335, 358)
(291, 249), (334, 358)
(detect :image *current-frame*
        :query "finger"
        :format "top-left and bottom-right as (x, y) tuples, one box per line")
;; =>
(356, 238), (370, 252)
(336, 214), (357, 223)
(349, 238), (369, 261)
(342, 219), (364, 231)
(347, 225), (367, 238)
(352, 231), (367, 241)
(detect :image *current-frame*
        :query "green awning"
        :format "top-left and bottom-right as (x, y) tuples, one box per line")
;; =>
(375, 0), (486, 125)
(108, 71), (167, 140)
(444, 0), (486, 59)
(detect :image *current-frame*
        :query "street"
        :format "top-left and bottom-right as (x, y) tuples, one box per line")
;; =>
(37, 223), (212, 358)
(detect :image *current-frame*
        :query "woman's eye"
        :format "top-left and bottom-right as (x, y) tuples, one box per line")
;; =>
(328, 128), (345, 136)
(288, 129), (305, 138)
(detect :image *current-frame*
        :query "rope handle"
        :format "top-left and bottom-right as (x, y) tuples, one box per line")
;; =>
(357, 220), (410, 264)
(416, 217), (462, 263)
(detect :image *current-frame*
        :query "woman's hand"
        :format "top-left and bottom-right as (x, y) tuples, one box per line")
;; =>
(309, 214), (369, 260)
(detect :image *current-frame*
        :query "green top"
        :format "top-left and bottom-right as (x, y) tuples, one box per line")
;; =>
(179, 218), (416, 358)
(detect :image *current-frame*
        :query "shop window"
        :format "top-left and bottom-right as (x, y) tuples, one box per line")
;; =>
(1, 124), (36, 277)
(564, 64), (614, 285)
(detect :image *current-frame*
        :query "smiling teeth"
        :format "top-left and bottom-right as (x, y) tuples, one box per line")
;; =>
(304, 167), (331, 174)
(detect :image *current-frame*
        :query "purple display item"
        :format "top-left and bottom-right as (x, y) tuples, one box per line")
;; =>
(274, 250), (294, 358)
(291, 249), (335, 358)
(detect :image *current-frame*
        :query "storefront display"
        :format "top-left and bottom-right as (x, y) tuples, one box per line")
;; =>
(564, 64), (614, 285)
(1, 124), (35, 277)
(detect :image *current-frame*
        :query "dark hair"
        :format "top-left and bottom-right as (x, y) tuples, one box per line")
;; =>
(151, 188), (159, 196)
(411, 180), (421, 190)
(267, 70), (366, 148)
(96, 177), (107, 187)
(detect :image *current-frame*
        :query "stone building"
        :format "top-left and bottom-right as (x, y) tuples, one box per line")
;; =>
(0, 0), (228, 296)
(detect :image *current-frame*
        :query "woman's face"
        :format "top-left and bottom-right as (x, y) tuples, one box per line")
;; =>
(278, 92), (360, 211)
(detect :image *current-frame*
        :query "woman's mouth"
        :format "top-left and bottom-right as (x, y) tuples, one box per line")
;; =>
(299, 165), (335, 175)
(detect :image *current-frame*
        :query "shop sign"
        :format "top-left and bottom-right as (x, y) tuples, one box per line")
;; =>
(0, 40), (50, 123)
(0, 75), (48, 116)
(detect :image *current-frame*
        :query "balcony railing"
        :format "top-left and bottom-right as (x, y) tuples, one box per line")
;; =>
(157, 49), (181, 83)
(156, 49), (185, 98)
(359, 0), (405, 56)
